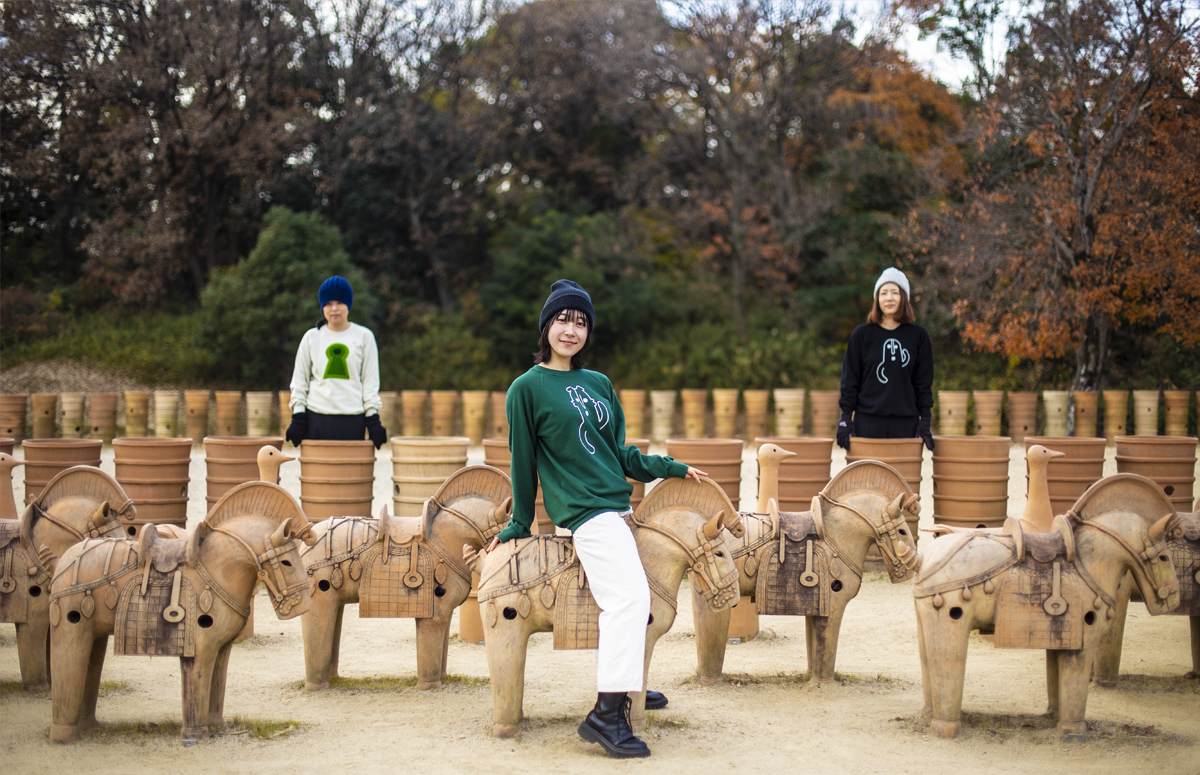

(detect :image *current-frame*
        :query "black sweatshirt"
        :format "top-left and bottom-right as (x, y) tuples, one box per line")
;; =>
(838, 323), (934, 418)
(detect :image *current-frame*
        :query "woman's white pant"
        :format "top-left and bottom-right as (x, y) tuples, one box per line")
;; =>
(571, 511), (650, 692)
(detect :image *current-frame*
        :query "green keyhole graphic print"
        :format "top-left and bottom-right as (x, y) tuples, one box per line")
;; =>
(323, 343), (351, 379)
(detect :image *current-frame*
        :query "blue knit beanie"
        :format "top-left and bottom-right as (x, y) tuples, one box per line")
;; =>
(319, 276), (353, 309)
(539, 279), (594, 332)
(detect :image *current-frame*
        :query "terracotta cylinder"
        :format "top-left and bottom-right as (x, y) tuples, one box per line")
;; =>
(666, 438), (744, 508)
(772, 389), (805, 437)
(0, 394), (28, 442)
(650, 390), (676, 442)
(401, 390), (428, 437)
(390, 436), (467, 518)
(1102, 390), (1129, 443)
(1007, 392), (1038, 444)
(712, 389), (739, 440)
(1042, 390), (1069, 437)
(931, 436), (1010, 529)
(31, 393), (57, 439)
(430, 391), (458, 437)
(0, 438), (13, 456)
(204, 436), (284, 510)
(59, 393), (86, 439)
(489, 392), (508, 439)
(972, 391), (1003, 436)
(299, 439), (375, 521)
(461, 391), (489, 444)
(1023, 436), (1106, 517)
(123, 391), (149, 437)
(214, 391), (242, 436)
(753, 437), (833, 513)
(681, 389), (707, 439)
(727, 595), (759, 642)
(278, 391), (293, 436)
(1132, 390), (1159, 436)
(245, 392), (272, 437)
(1115, 436), (1197, 513)
(88, 394), (119, 443)
(937, 391), (968, 436)
(458, 588), (485, 644)
(625, 439), (651, 512)
(185, 390), (211, 442)
(809, 391), (840, 438)
(153, 390), (180, 438)
(1072, 391), (1099, 438)
(482, 438), (551, 534)
(378, 391), (398, 437)
(743, 390), (769, 441)
(21, 439), (103, 505)
(618, 390), (646, 440)
(1164, 390), (1191, 437)
(113, 437), (193, 535)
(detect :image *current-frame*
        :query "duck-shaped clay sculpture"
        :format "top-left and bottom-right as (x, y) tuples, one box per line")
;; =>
(0, 452), (24, 521)
(1021, 444), (1067, 534)
(258, 445), (295, 483)
(755, 443), (798, 512)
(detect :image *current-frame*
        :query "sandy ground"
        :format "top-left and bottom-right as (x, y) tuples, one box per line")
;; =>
(2, 442), (1198, 774)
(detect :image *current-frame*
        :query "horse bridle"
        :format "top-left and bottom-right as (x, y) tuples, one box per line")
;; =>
(818, 490), (920, 581)
(25, 500), (127, 581)
(625, 509), (740, 610)
(1067, 510), (1179, 603)
(208, 525), (308, 617)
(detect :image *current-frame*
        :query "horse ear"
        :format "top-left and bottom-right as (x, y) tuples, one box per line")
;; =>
(704, 511), (722, 540)
(1148, 513), (1175, 544)
(501, 496), (513, 517)
(187, 523), (210, 565)
(270, 518), (291, 548)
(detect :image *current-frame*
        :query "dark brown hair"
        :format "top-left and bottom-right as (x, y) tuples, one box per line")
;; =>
(868, 286), (916, 325)
(533, 308), (590, 369)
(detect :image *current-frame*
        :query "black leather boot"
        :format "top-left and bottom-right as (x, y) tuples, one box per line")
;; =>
(578, 692), (651, 758)
(645, 690), (668, 710)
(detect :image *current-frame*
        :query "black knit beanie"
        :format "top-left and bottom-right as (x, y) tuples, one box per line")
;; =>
(539, 279), (595, 332)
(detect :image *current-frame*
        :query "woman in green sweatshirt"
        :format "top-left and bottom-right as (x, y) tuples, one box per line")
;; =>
(487, 279), (705, 759)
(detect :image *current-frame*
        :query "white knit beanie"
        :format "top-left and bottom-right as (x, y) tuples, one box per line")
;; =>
(874, 267), (910, 298)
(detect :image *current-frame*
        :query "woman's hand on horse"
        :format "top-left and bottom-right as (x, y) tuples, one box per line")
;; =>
(686, 466), (708, 484)
(487, 536), (501, 553)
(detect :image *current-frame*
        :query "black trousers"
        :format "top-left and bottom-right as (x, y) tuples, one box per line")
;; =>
(854, 413), (918, 439)
(305, 411), (367, 442)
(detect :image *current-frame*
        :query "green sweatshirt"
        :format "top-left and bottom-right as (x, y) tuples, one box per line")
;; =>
(497, 366), (689, 541)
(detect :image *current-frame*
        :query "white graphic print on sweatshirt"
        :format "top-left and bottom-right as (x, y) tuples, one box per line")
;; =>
(876, 338), (911, 384)
(566, 386), (610, 455)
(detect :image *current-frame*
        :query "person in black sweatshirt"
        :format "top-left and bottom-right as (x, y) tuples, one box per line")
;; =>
(836, 268), (935, 451)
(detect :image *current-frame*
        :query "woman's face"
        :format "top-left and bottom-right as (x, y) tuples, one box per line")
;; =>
(877, 283), (902, 320)
(323, 300), (350, 329)
(547, 310), (589, 361)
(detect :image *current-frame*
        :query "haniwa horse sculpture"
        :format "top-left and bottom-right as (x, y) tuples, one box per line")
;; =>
(47, 480), (317, 744)
(299, 464), (511, 690)
(465, 475), (743, 738)
(691, 458), (920, 684)
(1, 463), (128, 691)
(912, 474), (1180, 738)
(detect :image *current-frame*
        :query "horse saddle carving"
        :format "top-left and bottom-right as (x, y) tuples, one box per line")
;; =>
(358, 534), (436, 619)
(139, 523), (188, 574)
(754, 508), (836, 617)
(1170, 512), (1200, 616)
(0, 520), (30, 622)
(114, 566), (197, 657)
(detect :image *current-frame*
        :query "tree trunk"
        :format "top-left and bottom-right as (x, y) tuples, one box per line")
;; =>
(1072, 311), (1110, 391)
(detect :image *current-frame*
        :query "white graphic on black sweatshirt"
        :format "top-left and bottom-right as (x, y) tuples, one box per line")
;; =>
(876, 338), (911, 385)
(566, 386), (610, 455)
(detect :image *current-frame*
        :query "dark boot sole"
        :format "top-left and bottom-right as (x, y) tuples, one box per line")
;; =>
(577, 721), (651, 758)
(645, 696), (668, 710)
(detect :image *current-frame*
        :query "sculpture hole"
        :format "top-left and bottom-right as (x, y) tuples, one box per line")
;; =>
(28, 585), (42, 597)
(394, 484), (400, 496)
(127, 526), (137, 536)
(899, 529), (908, 536)
(949, 607), (963, 620)
(974, 524), (986, 529)
(198, 614), (214, 628)
(647, 613), (654, 625)
(1164, 485), (1175, 496)
(503, 607), (517, 620)
(179, 485), (187, 497)
(831, 580), (843, 592)
(67, 611), (81, 624)
(1160, 555), (1170, 563)
(434, 585), (446, 597)
(318, 580), (331, 592)
(1084, 611), (1096, 625)
(281, 560), (292, 567)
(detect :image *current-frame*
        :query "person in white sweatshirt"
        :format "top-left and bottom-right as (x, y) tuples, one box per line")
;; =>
(286, 275), (387, 448)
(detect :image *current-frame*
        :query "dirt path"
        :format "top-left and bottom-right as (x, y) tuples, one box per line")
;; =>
(2, 443), (1198, 773)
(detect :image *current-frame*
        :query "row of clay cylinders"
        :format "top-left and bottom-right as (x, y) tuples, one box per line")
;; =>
(1, 393), (121, 442)
(632, 388), (839, 442)
(396, 391), (508, 444)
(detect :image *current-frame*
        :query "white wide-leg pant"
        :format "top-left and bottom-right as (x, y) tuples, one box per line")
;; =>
(571, 511), (650, 692)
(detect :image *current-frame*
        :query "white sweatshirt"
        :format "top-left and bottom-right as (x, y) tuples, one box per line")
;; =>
(289, 323), (382, 416)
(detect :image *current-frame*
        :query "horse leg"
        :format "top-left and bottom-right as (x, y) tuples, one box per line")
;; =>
(916, 607), (932, 714)
(15, 617), (50, 691)
(208, 640), (234, 726)
(691, 582), (730, 685)
(1190, 616), (1200, 678)
(415, 614), (451, 690)
(917, 600), (972, 738)
(1093, 572), (1132, 688)
(486, 610), (530, 738)
(1051, 648), (1092, 737)
(78, 635), (109, 730)
(49, 620), (95, 743)
(1045, 650), (1060, 718)
(807, 605), (850, 683)
(330, 602), (345, 680)
(630, 633), (660, 735)
(301, 595), (341, 691)
(180, 651), (218, 743)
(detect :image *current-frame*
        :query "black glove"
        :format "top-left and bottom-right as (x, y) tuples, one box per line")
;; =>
(285, 411), (307, 447)
(365, 413), (387, 449)
(918, 415), (935, 451)
(836, 411), (854, 450)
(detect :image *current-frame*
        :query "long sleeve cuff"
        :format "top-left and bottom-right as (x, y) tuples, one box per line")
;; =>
(496, 522), (531, 543)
